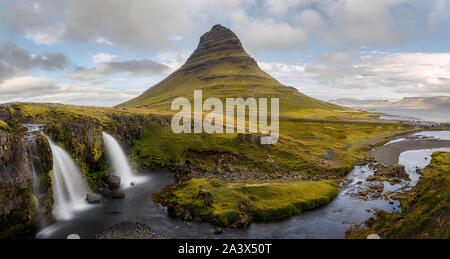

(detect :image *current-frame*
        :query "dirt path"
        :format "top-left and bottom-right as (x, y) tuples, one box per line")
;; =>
(350, 129), (419, 147)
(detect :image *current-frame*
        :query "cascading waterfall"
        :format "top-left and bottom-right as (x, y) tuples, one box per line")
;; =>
(102, 132), (142, 188)
(46, 138), (89, 220)
(24, 125), (46, 224)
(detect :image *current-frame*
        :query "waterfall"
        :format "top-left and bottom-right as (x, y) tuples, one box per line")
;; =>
(102, 132), (141, 188)
(46, 138), (89, 220)
(24, 124), (46, 224)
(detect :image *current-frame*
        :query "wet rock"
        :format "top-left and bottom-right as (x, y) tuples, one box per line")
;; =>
(96, 222), (167, 239)
(265, 154), (274, 163)
(86, 192), (101, 203)
(106, 175), (121, 189)
(102, 189), (113, 199)
(231, 214), (251, 228)
(238, 133), (261, 144)
(374, 164), (409, 180)
(197, 188), (213, 208)
(67, 234), (81, 239)
(367, 234), (381, 239)
(214, 227), (223, 234)
(369, 183), (384, 193)
(111, 192), (125, 199)
(183, 211), (192, 221)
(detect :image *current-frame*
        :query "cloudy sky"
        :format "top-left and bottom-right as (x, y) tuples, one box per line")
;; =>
(0, 0), (449, 106)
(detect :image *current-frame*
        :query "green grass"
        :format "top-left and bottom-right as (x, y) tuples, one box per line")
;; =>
(165, 178), (339, 226)
(0, 120), (9, 131)
(132, 117), (411, 175)
(6, 103), (166, 126)
(347, 152), (450, 239)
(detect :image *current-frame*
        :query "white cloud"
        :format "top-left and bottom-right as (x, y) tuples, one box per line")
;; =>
(25, 23), (65, 45)
(0, 75), (143, 106)
(95, 37), (114, 45)
(230, 10), (306, 51)
(428, 0), (449, 30)
(295, 9), (324, 30)
(64, 59), (170, 84)
(262, 52), (450, 99)
(322, 0), (406, 45)
(91, 52), (118, 63)
(157, 50), (191, 71)
(265, 0), (306, 16)
(1, 0), (448, 50)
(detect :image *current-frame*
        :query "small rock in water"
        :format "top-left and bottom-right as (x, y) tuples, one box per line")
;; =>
(86, 192), (101, 203)
(103, 189), (113, 198)
(106, 175), (121, 189)
(367, 234), (381, 239)
(111, 192), (125, 199)
(67, 234), (81, 239)
(130, 182), (135, 186)
(214, 227), (223, 234)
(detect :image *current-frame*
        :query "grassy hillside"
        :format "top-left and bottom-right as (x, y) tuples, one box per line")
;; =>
(132, 117), (411, 176)
(347, 152), (450, 239)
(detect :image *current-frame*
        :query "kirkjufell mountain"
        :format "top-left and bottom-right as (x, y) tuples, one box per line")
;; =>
(119, 24), (344, 115)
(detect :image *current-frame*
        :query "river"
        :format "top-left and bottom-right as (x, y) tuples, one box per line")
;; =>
(37, 131), (450, 239)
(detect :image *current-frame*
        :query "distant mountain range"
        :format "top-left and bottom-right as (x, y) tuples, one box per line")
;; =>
(331, 96), (450, 110)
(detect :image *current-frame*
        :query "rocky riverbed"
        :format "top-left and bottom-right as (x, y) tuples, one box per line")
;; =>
(96, 222), (167, 239)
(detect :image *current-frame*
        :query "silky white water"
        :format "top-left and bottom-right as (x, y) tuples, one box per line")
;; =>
(47, 138), (89, 220)
(102, 132), (144, 188)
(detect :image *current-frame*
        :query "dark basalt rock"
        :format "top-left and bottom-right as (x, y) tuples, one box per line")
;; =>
(86, 192), (101, 203)
(0, 129), (33, 238)
(106, 175), (121, 189)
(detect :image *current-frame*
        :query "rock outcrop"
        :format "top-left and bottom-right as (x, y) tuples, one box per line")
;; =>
(0, 129), (33, 238)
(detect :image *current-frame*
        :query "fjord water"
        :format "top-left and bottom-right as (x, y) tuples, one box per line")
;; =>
(38, 132), (450, 239)
(357, 107), (450, 123)
(102, 132), (144, 188)
(47, 138), (89, 220)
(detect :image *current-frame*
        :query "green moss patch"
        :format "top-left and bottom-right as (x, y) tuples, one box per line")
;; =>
(0, 120), (10, 132)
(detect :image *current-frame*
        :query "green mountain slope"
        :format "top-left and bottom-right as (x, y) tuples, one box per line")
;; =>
(118, 25), (349, 117)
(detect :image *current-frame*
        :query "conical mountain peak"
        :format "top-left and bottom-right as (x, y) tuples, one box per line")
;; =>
(182, 24), (256, 70)
(118, 25), (343, 114)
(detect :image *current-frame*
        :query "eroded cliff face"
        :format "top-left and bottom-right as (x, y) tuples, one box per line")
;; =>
(0, 129), (33, 238)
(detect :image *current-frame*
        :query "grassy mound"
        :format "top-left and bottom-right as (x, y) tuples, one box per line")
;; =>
(160, 178), (339, 226)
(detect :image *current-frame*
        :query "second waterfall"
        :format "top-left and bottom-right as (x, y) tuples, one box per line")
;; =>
(47, 138), (89, 220)
(102, 132), (142, 188)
